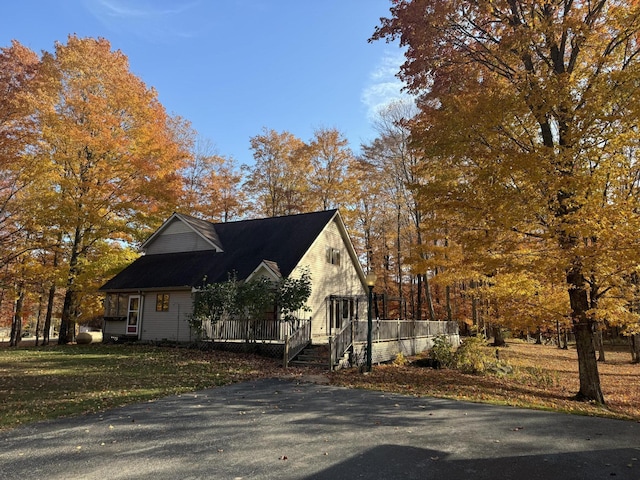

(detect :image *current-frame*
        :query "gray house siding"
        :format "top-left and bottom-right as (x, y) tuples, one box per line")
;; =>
(145, 220), (215, 255)
(139, 290), (195, 342)
(102, 318), (127, 341)
(102, 290), (195, 342)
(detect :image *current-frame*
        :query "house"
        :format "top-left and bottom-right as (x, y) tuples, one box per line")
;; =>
(100, 209), (368, 349)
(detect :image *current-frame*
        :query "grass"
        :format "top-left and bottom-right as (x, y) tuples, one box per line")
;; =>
(1, 339), (639, 431)
(329, 340), (640, 421)
(0, 343), (283, 430)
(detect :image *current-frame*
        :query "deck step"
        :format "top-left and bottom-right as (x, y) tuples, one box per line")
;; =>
(289, 345), (330, 368)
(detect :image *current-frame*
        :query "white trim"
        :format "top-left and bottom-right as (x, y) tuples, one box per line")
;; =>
(246, 260), (282, 282)
(126, 295), (143, 337)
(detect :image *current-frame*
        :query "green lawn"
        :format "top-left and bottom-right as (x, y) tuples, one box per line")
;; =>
(3, 341), (638, 431)
(0, 343), (282, 430)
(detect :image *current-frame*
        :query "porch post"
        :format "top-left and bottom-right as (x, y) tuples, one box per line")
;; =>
(365, 273), (377, 372)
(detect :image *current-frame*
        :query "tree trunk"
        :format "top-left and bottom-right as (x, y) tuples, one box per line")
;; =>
(445, 285), (452, 322)
(34, 293), (43, 347)
(416, 274), (422, 321)
(535, 327), (542, 345)
(574, 322), (604, 402)
(396, 206), (402, 303)
(423, 274), (436, 321)
(568, 267), (605, 403)
(631, 335), (640, 363)
(42, 285), (56, 346)
(59, 227), (82, 345)
(492, 325), (506, 347)
(471, 295), (478, 333)
(596, 329), (605, 362)
(9, 286), (25, 347)
(58, 288), (78, 344)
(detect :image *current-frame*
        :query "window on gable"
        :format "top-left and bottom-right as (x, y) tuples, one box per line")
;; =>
(326, 247), (341, 266)
(156, 293), (170, 312)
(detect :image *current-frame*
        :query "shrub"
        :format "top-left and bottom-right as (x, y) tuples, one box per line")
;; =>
(393, 352), (409, 366)
(452, 336), (493, 374)
(429, 335), (454, 368)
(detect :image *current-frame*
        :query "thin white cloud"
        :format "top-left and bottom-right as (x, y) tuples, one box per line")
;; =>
(362, 49), (413, 121)
(96, 0), (198, 18)
(82, 0), (204, 42)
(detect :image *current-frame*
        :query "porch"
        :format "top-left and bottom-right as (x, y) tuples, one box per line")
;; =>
(200, 317), (459, 370)
(329, 319), (460, 369)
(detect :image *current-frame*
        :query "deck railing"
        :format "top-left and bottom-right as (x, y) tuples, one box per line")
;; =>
(328, 321), (354, 370)
(204, 318), (306, 342)
(352, 319), (458, 342)
(283, 319), (312, 367)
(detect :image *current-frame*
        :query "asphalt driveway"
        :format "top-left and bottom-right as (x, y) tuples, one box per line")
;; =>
(1, 378), (639, 479)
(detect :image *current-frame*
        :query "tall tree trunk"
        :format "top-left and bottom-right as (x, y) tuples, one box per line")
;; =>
(423, 274), (436, 321)
(471, 294), (478, 334)
(9, 285), (25, 347)
(567, 266), (605, 403)
(631, 335), (640, 363)
(42, 285), (55, 346)
(58, 288), (78, 344)
(58, 227), (82, 345)
(416, 274), (422, 321)
(42, 235), (61, 346)
(445, 285), (452, 322)
(34, 293), (43, 346)
(396, 205), (403, 304)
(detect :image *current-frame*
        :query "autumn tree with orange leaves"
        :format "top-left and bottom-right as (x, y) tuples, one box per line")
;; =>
(373, 0), (640, 403)
(244, 128), (311, 217)
(0, 42), (42, 274)
(181, 138), (246, 223)
(26, 36), (191, 344)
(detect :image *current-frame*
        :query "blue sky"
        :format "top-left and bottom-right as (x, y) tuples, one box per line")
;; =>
(1, 0), (408, 165)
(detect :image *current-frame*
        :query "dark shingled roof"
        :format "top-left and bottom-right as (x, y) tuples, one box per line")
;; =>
(100, 209), (338, 291)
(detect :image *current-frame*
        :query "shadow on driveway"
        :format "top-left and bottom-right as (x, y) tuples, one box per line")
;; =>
(1, 378), (638, 479)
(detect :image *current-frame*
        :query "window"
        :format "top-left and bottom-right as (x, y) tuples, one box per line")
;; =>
(104, 293), (128, 317)
(326, 247), (341, 266)
(156, 293), (170, 312)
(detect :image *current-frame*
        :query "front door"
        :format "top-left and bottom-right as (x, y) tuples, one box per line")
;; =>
(126, 295), (142, 337)
(329, 297), (356, 334)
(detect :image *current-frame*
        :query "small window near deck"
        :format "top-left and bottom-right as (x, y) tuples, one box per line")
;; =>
(156, 293), (170, 312)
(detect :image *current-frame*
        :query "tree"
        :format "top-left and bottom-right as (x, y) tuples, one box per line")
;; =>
(181, 137), (246, 222)
(306, 127), (353, 211)
(244, 128), (311, 217)
(30, 36), (190, 344)
(0, 41), (43, 273)
(373, 0), (640, 403)
(363, 100), (441, 321)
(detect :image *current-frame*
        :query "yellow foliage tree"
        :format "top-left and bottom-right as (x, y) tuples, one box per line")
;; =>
(244, 128), (311, 217)
(374, 0), (640, 403)
(28, 36), (190, 343)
